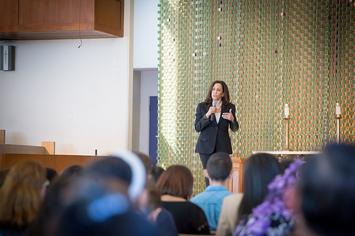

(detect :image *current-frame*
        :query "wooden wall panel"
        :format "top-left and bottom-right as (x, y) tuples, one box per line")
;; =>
(0, 154), (105, 173)
(0, 130), (5, 144)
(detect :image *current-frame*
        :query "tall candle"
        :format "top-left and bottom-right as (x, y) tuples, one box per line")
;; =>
(336, 103), (341, 116)
(284, 104), (290, 118)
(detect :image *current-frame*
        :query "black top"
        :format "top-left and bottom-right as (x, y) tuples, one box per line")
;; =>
(0, 224), (28, 236)
(161, 201), (210, 235)
(195, 102), (239, 155)
(155, 208), (178, 236)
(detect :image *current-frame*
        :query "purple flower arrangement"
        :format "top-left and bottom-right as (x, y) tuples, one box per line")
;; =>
(234, 159), (303, 236)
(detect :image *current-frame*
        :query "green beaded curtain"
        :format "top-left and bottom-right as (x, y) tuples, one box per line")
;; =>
(158, 0), (354, 193)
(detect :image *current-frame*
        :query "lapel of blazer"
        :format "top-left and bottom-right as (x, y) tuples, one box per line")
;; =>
(205, 102), (219, 126)
(221, 103), (229, 114)
(217, 103), (229, 126)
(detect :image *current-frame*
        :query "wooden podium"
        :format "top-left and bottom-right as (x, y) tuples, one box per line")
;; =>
(226, 155), (245, 193)
(225, 151), (320, 193)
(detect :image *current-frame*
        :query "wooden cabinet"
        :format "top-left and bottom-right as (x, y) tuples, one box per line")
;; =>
(0, 0), (124, 40)
(0, 0), (18, 32)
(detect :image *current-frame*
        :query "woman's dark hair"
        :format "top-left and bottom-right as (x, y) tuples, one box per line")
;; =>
(279, 157), (294, 173)
(150, 166), (165, 183)
(237, 153), (281, 223)
(155, 165), (193, 200)
(46, 168), (58, 183)
(61, 165), (83, 179)
(147, 185), (162, 211)
(204, 80), (231, 105)
(29, 173), (79, 236)
(0, 169), (9, 188)
(133, 152), (152, 175)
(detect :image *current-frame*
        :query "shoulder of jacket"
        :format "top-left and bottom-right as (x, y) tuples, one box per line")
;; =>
(198, 102), (208, 107)
(225, 193), (243, 202)
(227, 102), (236, 108)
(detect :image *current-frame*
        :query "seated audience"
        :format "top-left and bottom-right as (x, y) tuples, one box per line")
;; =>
(156, 165), (210, 234)
(191, 152), (232, 231)
(279, 157), (294, 172)
(56, 178), (158, 236)
(0, 161), (46, 236)
(217, 153), (281, 236)
(0, 169), (9, 188)
(60, 165), (83, 179)
(146, 185), (178, 236)
(233, 159), (303, 236)
(292, 143), (355, 236)
(237, 153), (281, 223)
(130, 152), (177, 236)
(83, 154), (142, 202)
(134, 151), (153, 181)
(32, 151), (154, 236)
(217, 192), (243, 236)
(29, 166), (84, 236)
(150, 166), (165, 183)
(45, 167), (58, 185)
(47, 151), (157, 236)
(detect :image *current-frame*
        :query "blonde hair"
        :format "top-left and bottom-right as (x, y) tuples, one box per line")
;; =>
(0, 161), (46, 227)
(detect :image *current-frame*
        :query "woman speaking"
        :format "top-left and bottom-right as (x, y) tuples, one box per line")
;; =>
(195, 80), (239, 186)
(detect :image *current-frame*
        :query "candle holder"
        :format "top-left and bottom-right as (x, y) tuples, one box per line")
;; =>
(283, 116), (290, 150)
(336, 113), (341, 143)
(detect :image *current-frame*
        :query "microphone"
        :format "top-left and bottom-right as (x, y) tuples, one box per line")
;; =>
(210, 100), (217, 121)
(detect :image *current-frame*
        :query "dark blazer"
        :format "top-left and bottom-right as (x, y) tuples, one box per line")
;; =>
(195, 102), (239, 155)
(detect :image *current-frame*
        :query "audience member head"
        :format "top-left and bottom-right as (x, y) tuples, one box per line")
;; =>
(61, 165), (83, 179)
(156, 165), (193, 200)
(0, 161), (46, 228)
(46, 167), (58, 184)
(296, 143), (355, 236)
(279, 157), (294, 173)
(150, 166), (165, 183)
(0, 169), (9, 188)
(55, 179), (157, 236)
(238, 153), (281, 220)
(34, 151), (150, 236)
(84, 151), (146, 202)
(235, 159), (303, 236)
(133, 151), (152, 176)
(29, 168), (84, 236)
(207, 152), (232, 182)
(146, 184), (162, 213)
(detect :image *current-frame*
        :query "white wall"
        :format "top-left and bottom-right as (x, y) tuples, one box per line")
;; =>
(132, 0), (159, 154)
(133, 0), (158, 69)
(0, 0), (133, 155)
(139, 70), (157, 154)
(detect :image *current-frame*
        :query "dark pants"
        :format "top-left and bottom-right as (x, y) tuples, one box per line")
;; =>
(199, 153), (211, 169)
(199, 153), (212, 187)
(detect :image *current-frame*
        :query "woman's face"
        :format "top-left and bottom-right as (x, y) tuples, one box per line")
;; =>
(211, 83), (224, 101)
